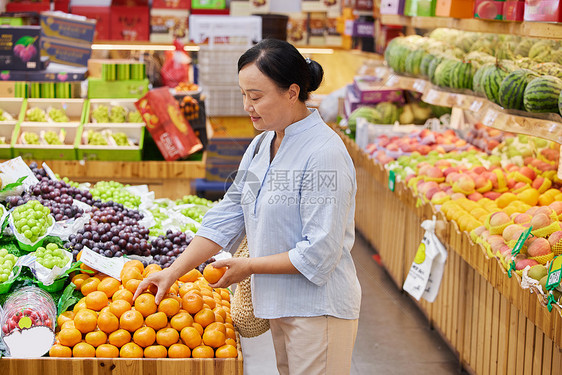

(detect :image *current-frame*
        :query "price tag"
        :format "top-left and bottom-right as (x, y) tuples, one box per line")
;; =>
(80, 247), (127, 281)
(469, 100), (483, 112)
(424, 89), (439, 104)
(413, 79), (426, 93)
(42, 162), (58, 181)
(545, 256), (562, 311)
(388, 170), (396, 192)
(508, 226), (533, 278)
(482, 110), (499, 127)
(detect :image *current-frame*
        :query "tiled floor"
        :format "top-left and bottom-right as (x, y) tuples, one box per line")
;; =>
(241, 233), (466, 375)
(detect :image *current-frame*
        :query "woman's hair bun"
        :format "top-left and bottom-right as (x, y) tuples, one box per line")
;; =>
(307, 59), (324, 93)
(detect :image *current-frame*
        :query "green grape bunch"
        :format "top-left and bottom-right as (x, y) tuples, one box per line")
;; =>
(0, 249), (18, 283)
(109, 105), (127, 123)
(86, 130), (108, 145)
(26, 107), (47, 122)
(22, 132), (40, 145)
(12, 200), (53, 243)
(127, 110), (143, 123)
(48, 108), (69, 123)
(92, 105), (110, 123)
(181, 207), (204, 223)
(90, 180), (141, 209)
(177, 195), (214, 208)
(35, 243), (70, 269)
(43, 130), (63, 145)
(0, 109), (12, 122)
(111, 132), (130, 146)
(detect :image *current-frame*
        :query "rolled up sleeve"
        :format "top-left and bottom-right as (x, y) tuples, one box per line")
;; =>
(288, 148), (356, 286)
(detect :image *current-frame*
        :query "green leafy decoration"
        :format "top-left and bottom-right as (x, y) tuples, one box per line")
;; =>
(0, 175), (27, 194)
(57, 282), (79, 319)
(15, 36), (36, 47)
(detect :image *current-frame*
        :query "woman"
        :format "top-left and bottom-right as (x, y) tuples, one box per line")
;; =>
(135, 39), (361, 374)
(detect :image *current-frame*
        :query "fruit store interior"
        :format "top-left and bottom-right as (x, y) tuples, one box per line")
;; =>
(1, 0), (562, 374)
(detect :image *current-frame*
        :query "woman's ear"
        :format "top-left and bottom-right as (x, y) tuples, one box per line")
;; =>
(287, 83), (301, 103)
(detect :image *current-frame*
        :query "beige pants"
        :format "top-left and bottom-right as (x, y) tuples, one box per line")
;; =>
(269, 316), (359, 375)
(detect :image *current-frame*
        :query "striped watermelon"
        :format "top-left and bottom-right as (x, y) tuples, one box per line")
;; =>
(498, 69), (539, 110)
(532, 63), (562, 79)
(428, 56), (444, 83)
(483, 64), (511, 104)
(524, 75), (562, 113)
(514, 39), (534, 57)
(433, 59), (457, 87)
(450, 61), (474, 90)
(420, 54), (436, 78)
(405, 50), (426, 76)
(473, 63), (494, 96)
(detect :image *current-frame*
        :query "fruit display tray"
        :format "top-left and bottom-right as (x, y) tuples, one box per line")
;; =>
(84, 99), (145, 126)
(76, 124), (145, 162)
(21, 99), (86, 124)
(0, 98), (26, 123)
(0, 123), (16, 159)
(12, 124), (79, 161)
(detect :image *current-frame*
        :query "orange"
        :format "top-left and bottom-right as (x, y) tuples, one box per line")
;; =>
(191, 345), (214, 358)
(206, 322), (226, 335)
(213, 307), (227, 321)
(108, 329), (131, 348)
(225, 328), (236, 340)
(168, 343), (191, 358)
(203, 264), (226, 284)
(80, 263), (97, 275)
(200, 288), (213, 298)
(109, 299), (132, 319)
(194, 308), (215, 328)
(49, 344), (72, 357)
(170, 312), (193, 332)
(121, 268), (143, 288)
(123, 260), (144, 275)
(135, 293), (158, 317)
(143, 263), (162, 277)
(97, 311), (119, 334)
(96, 343), (119, 358)
(133, 326), (156, 348)
(125, 278), (142, 294)
(202, 296), (216, 310)
(192, 322), (204, 336)
(97, 277), (121, 298)
(156, 327), (180, 347)
(224, 315), (233, 325)
(57, 310), (75, 328)
(219, 289), (230, 302)
(215, 344), (237, 358)
(72, 342), (96, 357)
(224, 322), (234, 331)
(58, 327), (82, 347)
(179, 282), (199, 298)
(74, 309), (98, 334)
(202, 329), (225, 348)
(182, 293), (204, 315)
(85, 330), (108, 348)
(120, 342), (143, 358)
(85, 290), (109, 311)
(180, 326), (202, 349)
(214, 312), (224, 323)
(71, 274), (89, 290)
(144, 311), (168, 331)
(112, 289), (134, 305)
(61, 320), (76, 330)
(144, 345), (168, 358)
(80, 277), (101, 296)
(225, 338), (236, 347)
(222, 300), (231, 309)
(119, 309), (144, 332)
(158, 297), (180, 317)
(179, 269), (202, 283)
(100, 306), (111, 315)
(73, 297), (87, 314)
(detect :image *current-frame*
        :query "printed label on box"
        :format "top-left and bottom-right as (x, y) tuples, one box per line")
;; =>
(524, 0), (562, 22)
(0, 26), (41, 71)
(474, 0), (504, 20)
(40, 37), (91, 67)
(40, 11), (96, 45)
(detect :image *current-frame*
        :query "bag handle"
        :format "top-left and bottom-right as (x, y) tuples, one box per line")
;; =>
(252, 132), (267, 159)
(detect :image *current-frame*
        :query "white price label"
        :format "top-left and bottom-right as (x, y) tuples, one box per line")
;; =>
(425, 90), (439, 104)
(386, 75), (399, 87)
(413, 79), (426, 93)
(469, 100), (483, 112)
(80, 247), (127, 280)
(482, 110), (499, 126)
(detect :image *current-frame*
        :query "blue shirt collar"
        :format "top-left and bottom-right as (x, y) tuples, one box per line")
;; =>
(283, 108), (323, 137)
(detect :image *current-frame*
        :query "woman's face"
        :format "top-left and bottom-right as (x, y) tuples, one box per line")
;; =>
(239, 63), (297, 132)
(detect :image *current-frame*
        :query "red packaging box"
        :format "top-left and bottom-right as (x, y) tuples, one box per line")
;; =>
(504, 1), (525, 21)
(6, 1), (50, 12)
(135, 87), (203, 161)
(71, 6), (111, 41)
(153, 0), (190, 9)
(110, 6), (150, 41)
(54, 0), (70, 12)
(524, 0), (562, 22)
(474, 0), (504, 20)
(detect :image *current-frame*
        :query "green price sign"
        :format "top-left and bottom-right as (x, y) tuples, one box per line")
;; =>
(388, 170), (396, 192)
(508, 226), (533, 278)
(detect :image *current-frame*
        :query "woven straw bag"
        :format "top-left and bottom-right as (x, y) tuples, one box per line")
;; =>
(231, 237), (270, 338)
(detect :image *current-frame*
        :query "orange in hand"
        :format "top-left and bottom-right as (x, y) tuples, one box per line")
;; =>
(203, 264), (227, 284)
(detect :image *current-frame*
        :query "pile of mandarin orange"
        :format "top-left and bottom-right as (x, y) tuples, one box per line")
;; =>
(49, 259), (237, 359)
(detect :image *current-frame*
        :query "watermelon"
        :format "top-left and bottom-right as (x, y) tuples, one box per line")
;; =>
(450, 61), (474, 90)
(428, 56), (444, 83)
(514, 38), (534, 57)
(347, 106), (381, 131)
(532, 63), (562, 79)
(433, 59), (458, 87)
(523, 75), (562, 113)
(516, 57), (535, 69)
(482, 64), (512, 104)
(529, 40), (555, 61)
(420, 54), (436, 78)
(553, 49), (562, 65)
(498, 69), (539, 110)
(404, 50), (426, 76)
(473, 63), (494, 96)
(375, 102), (399, 124)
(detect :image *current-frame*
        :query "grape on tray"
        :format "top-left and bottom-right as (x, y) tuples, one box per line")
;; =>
(12, 200), (52, 242)
(0, 249), (18, 283)
(35, 243), (70, 269)
(47, 108), (69, 123)
(26, 108), (47, 122)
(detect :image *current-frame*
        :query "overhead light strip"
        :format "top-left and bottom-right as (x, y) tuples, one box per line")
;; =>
(91, 44), (333, 54)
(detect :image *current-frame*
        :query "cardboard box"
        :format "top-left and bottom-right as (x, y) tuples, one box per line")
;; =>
(40, 11), (97, 45)
(207, 116), (257, 138)
(87, 59), (146, 80)
(474, 0), (504, 20)
(110, 6), (150, 41)
(308, 12), (326, 46)
(206, 138), (252, 163)
(504, 1), (525, 21)
(54, 0), (70, 12)
(0, 82), (19, 97)
(135, 87), (203, 161)
(348, 81), (405, 106)
(84, 98), (145, 125)
(205, 161), (239, 182)
(325, 16), (342, 46)
(302, 0), (342, 15)
(150, 8), (189, 44)
(287, 12), (308, 46)
(2, 63), (87, 82)
(436, 0), (475, 18)
(0, 98), (25, 121)
(40, 37), (91, 67)
(404, 0), (437, 16)
(248, 0), (270, 14)
(350, 21), (375, 37)
(0, 26), (42, 71)
(524, 0), (562, 22)
(88, 78), (149, 99)
(191, 0), (226, 9)
(0, 123), (16, 159)
(13, 123), (79, 160)
(153, 0), (190, 9)
(70, 6), (111, 41)
(354, 0), (374, 11)
(76, 124), (144, 161)
(23, 98), (86, 123)
(380, 0), (406, 15)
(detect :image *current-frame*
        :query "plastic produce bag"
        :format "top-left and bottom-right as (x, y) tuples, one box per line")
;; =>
(0, 157), (39, 201)
(403, 217), (448, 302)
(161, 40), (192, 88)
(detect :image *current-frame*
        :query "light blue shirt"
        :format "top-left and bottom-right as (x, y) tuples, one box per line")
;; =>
(197, 109), (361, 320)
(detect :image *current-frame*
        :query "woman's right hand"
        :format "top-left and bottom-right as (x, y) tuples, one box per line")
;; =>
(133, 268), (177, 304)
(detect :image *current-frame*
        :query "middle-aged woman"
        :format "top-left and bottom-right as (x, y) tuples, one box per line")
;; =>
(136, 38), (361, 374)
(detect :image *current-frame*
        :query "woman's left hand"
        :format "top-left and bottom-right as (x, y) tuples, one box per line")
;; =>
(208, 257), (253, 288)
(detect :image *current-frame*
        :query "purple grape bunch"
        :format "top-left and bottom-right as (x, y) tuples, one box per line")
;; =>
(14, 42), (36, 63)
(150, 230), (194, 268)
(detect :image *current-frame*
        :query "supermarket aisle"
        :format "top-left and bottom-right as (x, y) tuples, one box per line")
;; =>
(241, 234), (464, 375)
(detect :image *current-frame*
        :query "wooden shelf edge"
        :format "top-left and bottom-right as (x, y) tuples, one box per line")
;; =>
(380, 15), (562, 40)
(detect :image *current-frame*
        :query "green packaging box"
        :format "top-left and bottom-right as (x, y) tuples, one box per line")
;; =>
(12, 123), (79, 160)
(88, 78), (149, 99)
(76, 124), (145, 161)
(404, 0), (437, 16)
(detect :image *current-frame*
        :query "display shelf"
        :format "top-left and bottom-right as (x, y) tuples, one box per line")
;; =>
(380, 15), (562, 40)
